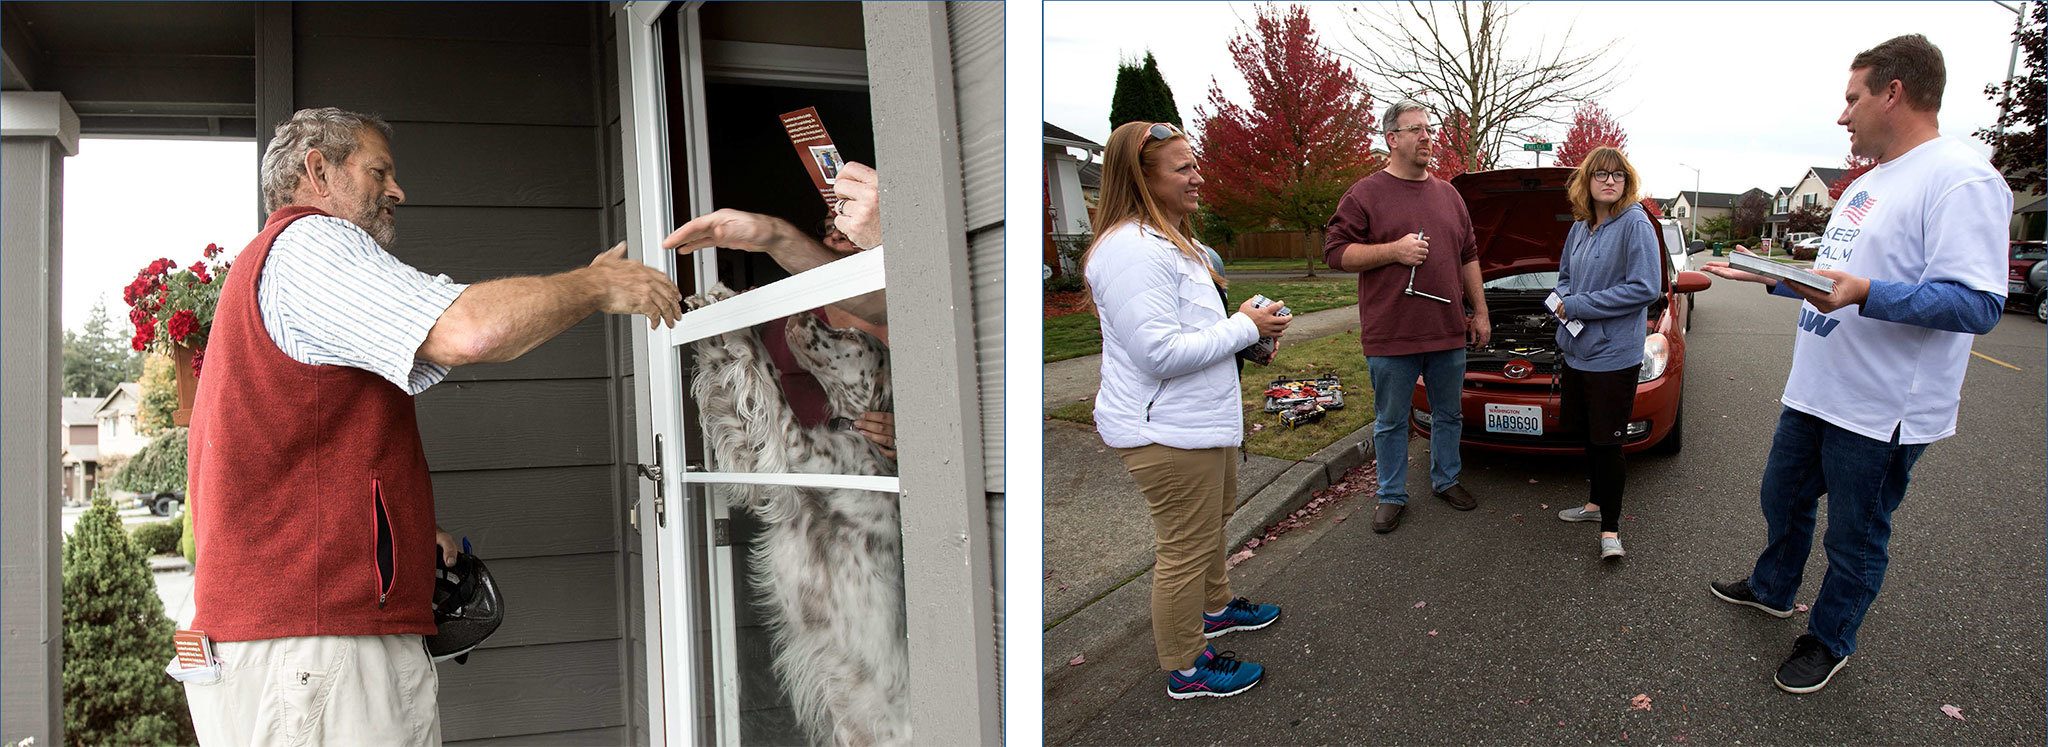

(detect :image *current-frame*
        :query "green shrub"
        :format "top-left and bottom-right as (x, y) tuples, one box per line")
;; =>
(130, 518), (183, 557)
(1792, 243), (1818, 261)
(63, 496), (197, 746)
(1045, 273), (1085, 293)
(109, 428), (187, 495)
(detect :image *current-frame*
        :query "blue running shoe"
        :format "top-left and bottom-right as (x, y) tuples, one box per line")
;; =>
(1203, 597), (1281, 639)
(1167, 649), (1263, 700)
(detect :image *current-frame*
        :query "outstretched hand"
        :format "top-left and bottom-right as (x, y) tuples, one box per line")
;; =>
(663, 209), (790, 256)
(588, 243), (682, 329)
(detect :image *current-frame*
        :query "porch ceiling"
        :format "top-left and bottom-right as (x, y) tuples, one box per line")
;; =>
(2, 2), (256, 138)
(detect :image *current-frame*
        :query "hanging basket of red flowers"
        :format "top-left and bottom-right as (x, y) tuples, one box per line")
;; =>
(125, 242), (231, 426)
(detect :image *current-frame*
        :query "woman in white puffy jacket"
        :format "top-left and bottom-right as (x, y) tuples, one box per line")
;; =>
(1083, 120), (1291, 700)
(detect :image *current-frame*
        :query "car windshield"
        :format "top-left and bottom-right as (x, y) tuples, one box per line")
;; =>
(1484, 272), (1560, 291)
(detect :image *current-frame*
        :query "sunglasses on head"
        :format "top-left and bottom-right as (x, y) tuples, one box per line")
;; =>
(1145, 123), (1183, 142)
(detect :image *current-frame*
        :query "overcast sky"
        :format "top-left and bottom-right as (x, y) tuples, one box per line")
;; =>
(1045, 1), (2025, 199)
(62, 138), (258, 334)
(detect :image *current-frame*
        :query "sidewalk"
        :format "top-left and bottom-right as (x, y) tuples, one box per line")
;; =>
(1042, 302), (1373, 630)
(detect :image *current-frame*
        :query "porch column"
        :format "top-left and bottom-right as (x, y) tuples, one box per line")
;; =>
(2, 90), (78, 747)
(864, 4), (1001, 744)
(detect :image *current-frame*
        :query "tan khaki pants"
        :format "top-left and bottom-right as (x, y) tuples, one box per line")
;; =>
(1116, 443), (1239, 671)
(183, 634), (439, 746)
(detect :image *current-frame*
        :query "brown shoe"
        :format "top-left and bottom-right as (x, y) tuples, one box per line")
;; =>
(1435, 483), (1478, 511)
(1371, 502), (1405, 534)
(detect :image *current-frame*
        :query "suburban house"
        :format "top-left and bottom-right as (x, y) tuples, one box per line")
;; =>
(1044, 121), (1101, 277)
(2, 3), (1002, 746)
(90, 382), (148, 461)
(1667, 188), (1769, 240)
(58, 396), (100, 503)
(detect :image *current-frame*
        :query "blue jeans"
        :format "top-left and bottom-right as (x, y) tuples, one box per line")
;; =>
(1746, 407), (1927, 658)
(1367, 349), (1466, 505)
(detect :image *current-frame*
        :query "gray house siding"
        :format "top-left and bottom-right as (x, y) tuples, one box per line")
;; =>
(948, 0), (1007, 707)
(280, 4), (636, 743)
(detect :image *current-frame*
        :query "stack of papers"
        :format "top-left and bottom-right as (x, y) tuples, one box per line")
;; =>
(1728, 252), (1836, 293)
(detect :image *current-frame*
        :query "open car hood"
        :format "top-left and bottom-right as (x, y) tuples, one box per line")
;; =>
(1452, 167), (1666, 281)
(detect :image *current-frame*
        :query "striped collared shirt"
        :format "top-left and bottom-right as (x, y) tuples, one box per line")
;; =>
(257, 215), (468, 395)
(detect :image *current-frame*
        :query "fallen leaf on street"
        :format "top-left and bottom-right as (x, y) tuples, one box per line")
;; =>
(1511, 513), (1525, 524)
(1413, 601), (1428, 609)
(1941, 704), (1965, 721)
(1529, 479), (1540, 484)
(1056, 583), (1069, 591)
(1796, 603), (1811, 613)
(1226, 549), (1256, 569)
(1250, 423), (1266, 433)
(1068, 654), (1085, 667)
(1540, 504), (1549, 509)
(1630, 694), (1652, 711)
(1427, 630), (1438, 637)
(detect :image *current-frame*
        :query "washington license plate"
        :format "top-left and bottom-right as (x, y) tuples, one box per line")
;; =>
(1484, 403), (1543, 436)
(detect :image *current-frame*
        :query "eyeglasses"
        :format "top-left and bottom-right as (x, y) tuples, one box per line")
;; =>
(1145, 122), (1183, 142)
(1390, 123), (1438, 138)
(1591, 170), (1628, 183)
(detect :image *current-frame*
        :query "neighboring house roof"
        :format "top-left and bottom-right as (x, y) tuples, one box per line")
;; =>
(62, 444), (99, 464)
(94, 382), (141, 418)
(1044, 122), (1103, 151)
(1810, 167), (1849, 187)
(1675, 191), (1745, 210)
(62, 397), (101, 427)
(1078, 161), (1100, 190)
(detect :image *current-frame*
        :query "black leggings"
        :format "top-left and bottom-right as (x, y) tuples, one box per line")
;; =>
(1560, 363), (1640, 534)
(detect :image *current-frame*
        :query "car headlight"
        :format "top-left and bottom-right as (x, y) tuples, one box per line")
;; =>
(1638, 333), (1669, 382)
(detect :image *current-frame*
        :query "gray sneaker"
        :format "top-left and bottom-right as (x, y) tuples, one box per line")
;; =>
(1600, 536), (1625, 559)
(1558, 505), (1602, 523)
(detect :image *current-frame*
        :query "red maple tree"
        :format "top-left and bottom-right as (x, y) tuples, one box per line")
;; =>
(1428, 112), (1475, 180)
(1827, 155), (1876, 200)
(1556, 101), (1628, 167)
(1639, 197), (1663, 219)
(1195, 3), (1378, 276)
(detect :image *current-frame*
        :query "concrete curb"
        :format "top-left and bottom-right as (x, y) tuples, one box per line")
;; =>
(1044, 424), (1376, 678)
(148, 556), (190, 573)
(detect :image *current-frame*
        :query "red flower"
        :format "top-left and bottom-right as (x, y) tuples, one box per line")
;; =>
(128, 307), (151, 330)
(192, 348), (205, 377)
(166, 309), (198, 343)
(131, 323), (155, 351)
(203, 243), (222, 259)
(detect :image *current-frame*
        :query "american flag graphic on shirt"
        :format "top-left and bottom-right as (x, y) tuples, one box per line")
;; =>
(1841, 191), (1878, 225)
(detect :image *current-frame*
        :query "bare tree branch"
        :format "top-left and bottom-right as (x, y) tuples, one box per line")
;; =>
(1335, 0), (1628, 169)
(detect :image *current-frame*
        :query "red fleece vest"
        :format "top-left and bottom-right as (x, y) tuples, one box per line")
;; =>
(188, 206), (439, 642)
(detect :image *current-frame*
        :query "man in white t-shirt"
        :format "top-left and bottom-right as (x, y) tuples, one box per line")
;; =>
(1700, 34), (2013, 695)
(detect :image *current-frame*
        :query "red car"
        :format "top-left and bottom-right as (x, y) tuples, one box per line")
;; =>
(1411, 168), (1714, 455)
(2005, 240), (2046, 323)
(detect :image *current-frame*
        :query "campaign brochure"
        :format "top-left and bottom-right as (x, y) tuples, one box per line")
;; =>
(1728, 251), (1836, 293)
(778, 107), (842, 210)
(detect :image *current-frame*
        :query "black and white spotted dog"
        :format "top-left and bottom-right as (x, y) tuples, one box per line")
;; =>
(684, 285), (907, 746)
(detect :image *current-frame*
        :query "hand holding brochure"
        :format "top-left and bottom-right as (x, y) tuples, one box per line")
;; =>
(1727, 252), (1836, 293)
(1545, 292), (1584, 337)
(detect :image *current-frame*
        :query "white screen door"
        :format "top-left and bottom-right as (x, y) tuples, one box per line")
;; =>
(617, 4), (893, 745)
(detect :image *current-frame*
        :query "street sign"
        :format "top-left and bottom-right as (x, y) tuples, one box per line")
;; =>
(1522, 142), (1553, 152)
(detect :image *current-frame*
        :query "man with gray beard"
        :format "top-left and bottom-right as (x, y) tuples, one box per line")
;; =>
(181, 107), (680, 744)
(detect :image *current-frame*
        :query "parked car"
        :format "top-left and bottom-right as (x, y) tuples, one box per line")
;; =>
(1660, 218), (1706, 327)
(1410, 168), (1713, 456)
(1784, 231), (1819, 247)
(131, 490), (184, 517)
(1791, 235), (1825, 260)
(2006, 240), (2047, 323)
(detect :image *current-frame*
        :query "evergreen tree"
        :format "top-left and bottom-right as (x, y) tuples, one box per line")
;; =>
(1109, 51), (1184, 130)
(62, 496), (197, 746)
(137, 353), (178, 436)
(62, 302), (142, 398)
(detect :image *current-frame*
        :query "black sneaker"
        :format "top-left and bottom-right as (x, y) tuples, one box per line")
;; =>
(1709, 578), (1794, 618)
(1774, 634), (1849, 694)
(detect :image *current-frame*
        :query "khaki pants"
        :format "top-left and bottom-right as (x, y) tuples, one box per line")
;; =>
(183, 634), (440, 746)
(1116, 443), (1239, 671)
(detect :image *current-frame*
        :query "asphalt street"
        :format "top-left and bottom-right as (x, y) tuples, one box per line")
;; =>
(1050, 277), (2048, 745)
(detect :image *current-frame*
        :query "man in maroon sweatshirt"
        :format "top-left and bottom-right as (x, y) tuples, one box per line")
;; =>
(1322, 100), (1491, 534)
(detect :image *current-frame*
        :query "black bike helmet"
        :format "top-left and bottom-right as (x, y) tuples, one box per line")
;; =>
(425, 552), (503, 664)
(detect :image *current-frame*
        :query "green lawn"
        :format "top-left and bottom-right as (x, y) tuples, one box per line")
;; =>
(1046, 331), (1374, 462)
(1042, 276), (1357, 363)
(1221, 257), (1329, 273)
